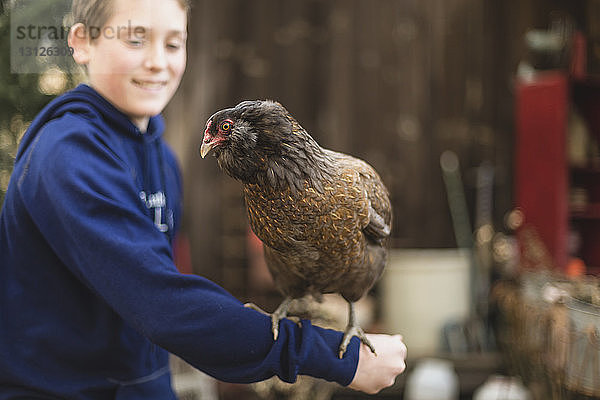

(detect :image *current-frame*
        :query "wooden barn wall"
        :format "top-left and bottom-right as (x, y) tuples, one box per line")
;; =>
(163, 0), (546, 298)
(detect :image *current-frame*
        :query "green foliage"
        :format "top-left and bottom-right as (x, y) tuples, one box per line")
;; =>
(0, 1), (79, 204)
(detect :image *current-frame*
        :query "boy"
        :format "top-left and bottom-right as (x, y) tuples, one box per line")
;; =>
(0, 0), (406, 398)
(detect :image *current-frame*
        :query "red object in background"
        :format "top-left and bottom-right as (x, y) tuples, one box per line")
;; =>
(515, 72), (569, 271)
(173, 234), (194, 274)
(566, 257), (586, 277)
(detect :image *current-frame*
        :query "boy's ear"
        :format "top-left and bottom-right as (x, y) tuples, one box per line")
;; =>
(68, 23), (91, 65)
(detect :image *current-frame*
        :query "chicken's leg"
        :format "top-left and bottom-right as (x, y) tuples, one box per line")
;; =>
(338, 301), (377, 359)
(246, 297), (293, 341)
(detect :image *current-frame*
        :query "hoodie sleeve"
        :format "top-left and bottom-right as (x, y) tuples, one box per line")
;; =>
(16, 115), (360, 386)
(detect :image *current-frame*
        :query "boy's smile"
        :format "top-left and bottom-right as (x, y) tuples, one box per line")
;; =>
(70, 0), (187, 132)
(131, 79), (169, 91)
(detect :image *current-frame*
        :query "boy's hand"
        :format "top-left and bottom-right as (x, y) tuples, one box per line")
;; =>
(348, 334), (407, 394)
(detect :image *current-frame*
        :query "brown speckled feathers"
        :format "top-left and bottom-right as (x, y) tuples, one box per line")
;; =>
(244, 150), (390, 303)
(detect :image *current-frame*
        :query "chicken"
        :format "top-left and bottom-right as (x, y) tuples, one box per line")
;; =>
(200, 100), (392, 358)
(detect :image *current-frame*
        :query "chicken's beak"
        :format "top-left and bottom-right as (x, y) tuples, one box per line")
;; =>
(200, 140), (214, 158)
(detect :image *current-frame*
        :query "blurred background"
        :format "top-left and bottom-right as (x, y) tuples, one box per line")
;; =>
(4, 0), (600, 399)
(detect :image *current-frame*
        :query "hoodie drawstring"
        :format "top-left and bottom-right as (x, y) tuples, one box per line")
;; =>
(141, 137), (173, 245)
(157, 141), (174, 244)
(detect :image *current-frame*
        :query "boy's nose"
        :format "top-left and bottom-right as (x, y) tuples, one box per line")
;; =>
(144, 44), (167, 70)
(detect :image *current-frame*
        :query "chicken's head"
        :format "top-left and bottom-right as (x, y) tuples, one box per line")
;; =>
(200, 100), (292, 159)
(200, 100), (295, 182)
(200, 111), (242, 159)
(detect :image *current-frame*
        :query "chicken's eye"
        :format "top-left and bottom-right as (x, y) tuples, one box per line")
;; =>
(220, 120), (232, 133)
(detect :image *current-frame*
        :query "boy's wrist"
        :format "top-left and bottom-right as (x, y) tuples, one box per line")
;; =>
(295, 320), (360, 386)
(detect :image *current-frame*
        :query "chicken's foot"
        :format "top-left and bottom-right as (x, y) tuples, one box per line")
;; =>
(245, 297), (294, 341)
(271, 296), (293, 341)
(338, 302), (376, 359)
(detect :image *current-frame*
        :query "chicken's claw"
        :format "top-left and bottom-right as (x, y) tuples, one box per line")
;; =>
(338, 325), (377, 359)
(338, 301), (377, 359)
(270, 297), (293, 341)
(245, 298), (295, 341)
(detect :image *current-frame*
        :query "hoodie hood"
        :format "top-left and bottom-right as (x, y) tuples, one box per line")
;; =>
(17, 84), (165, 161)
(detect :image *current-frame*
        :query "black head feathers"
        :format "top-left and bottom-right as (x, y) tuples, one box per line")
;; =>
(202, 99), (331, 191)
(235, 100), (293, 140)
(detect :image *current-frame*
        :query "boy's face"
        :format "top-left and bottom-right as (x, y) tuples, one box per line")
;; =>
(84, 0), (187, 130)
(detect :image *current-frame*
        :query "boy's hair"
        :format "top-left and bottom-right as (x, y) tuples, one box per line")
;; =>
(71, 0), (191, 40)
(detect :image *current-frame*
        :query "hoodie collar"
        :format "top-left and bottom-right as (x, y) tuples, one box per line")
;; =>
(17, 84), (165, 161)
(75, 84), (165, 141)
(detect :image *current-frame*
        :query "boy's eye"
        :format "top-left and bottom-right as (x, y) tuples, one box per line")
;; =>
(126, 39), (144, 47)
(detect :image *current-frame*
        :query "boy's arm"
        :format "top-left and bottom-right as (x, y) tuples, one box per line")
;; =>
(17, 120), (359, 386)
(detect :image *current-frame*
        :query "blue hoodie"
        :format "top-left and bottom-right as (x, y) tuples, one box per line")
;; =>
(0, 85), (359, 399)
